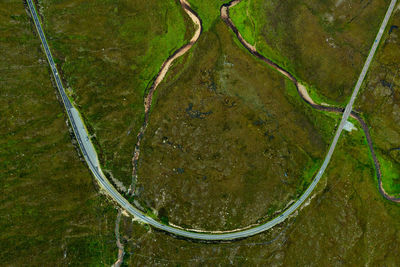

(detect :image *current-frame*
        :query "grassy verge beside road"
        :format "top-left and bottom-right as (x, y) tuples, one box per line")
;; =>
(0, 1), (116, 264)
(39, 0), (194, 187)
(135, 7), (337, 229)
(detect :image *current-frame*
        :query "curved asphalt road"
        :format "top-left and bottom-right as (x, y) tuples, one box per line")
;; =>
(222, 0), (400, 203)
(26, 0), (397, 240)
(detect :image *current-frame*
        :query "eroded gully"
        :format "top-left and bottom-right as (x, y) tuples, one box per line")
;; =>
(129, 0), (399, 211)
(128, 0), (202, 196)
(125, 0), (399, 239)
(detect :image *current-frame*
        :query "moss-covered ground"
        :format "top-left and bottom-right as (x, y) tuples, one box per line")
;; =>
(135, 1), (337, 230)
(119, 132), (400, 265)
(229, 0), (400, 197)
(230, 0), (390, 103)
(356, 7), (400, 197)
(38, 0), (194, 188)
(3, 0), (400, 264)
(0, 1), (117, 265)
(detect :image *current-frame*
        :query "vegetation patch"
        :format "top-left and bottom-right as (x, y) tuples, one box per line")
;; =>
(230, 0), (389, 103)
(40, 0), (194, 187)
(378, 154), (400, 197)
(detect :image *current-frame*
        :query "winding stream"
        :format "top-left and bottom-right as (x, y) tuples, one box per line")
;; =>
(130, 0), (399, 208)
(128, 0), (202, 196)
(27, 0), (397, 241)
(222, 0), (400, 202)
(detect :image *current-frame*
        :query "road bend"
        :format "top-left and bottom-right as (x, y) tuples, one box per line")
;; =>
(26, 0), (397, 241)
(222, 0), (399, 203)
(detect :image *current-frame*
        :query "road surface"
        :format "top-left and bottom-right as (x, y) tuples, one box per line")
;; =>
(222, 0), (400, 203)
(26, 0), (397, 240)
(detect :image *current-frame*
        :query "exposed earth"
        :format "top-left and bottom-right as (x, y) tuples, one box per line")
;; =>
(2, 0), (400, 265)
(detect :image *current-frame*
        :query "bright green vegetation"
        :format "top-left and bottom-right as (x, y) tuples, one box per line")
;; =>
(230, 0), (390, 103)
(229, 1), (257, 44)
(229, 0), (295, 75)
(4, 0), (400, 264)
(379, 155), (400, 196)
(187, 0), (231, 31)
(0, 1), (116, 265)
(230, 0), (400, 197)
(135, 7), (337, 229)
(357, 8), (400, 196)
(40, 0), (193, 188)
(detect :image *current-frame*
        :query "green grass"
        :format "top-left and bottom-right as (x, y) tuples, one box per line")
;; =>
(378, 154), (400, 197)
(187, 0), (231, 31)
(40, 0), (194, 187)
(300, 158), (322, 190)
(4, 0), (400, 265)
(344, 115), (400, 197)
(355, 10), (400, 197)
(229, 0), (389, 103)
(229, 0), (349, 107)
(118, 0), (192, 96)
(229, 0), (256, 44)
(230, 0), (400, 199)
(285, 80), (343, 153)
(0, 1), (117, 265)
(229, 0), (295, 73)
(134, 18), (337, 230)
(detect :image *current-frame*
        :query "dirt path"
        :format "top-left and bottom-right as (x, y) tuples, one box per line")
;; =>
(222, 0), (400, 203)
(129, 0), (202, 195)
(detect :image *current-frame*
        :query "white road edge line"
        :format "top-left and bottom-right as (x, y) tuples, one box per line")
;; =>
(26, 0), (397, 240)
